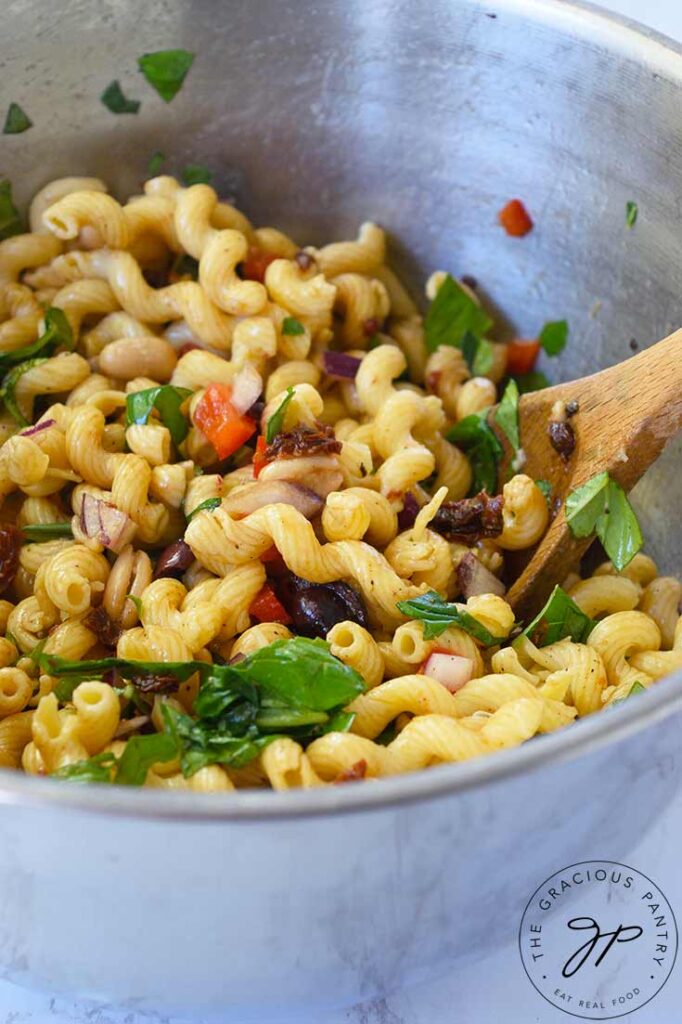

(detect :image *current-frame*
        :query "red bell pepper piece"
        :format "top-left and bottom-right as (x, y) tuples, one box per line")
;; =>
(248, 583), (292, 624)
(241, 247), (278, 283)
(194, 383), (256, 460)
(506, 338), (541, 375)
(253, 435), (268, 477)
(499, 199), (533, 237)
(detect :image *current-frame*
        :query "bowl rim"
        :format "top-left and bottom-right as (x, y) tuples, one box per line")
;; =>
(3, 0), (682, 822)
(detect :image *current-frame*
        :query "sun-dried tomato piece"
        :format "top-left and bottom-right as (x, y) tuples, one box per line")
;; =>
(430, 492), (504, 542)
(262, 424), (342, 465)
(129, 672), (180, 694)
(85, 606), (122, 649)
(0, 524), (22, 595)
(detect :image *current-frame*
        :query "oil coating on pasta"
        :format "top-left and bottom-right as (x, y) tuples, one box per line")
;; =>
(0, 175), (676, 793)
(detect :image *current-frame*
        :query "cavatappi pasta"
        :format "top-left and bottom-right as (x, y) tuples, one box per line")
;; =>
(0, 174), (676, 792)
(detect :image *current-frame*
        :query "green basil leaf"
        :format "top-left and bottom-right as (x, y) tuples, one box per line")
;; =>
(55, 751), (117, 784)
(0, 307), (73, 371)
(321, 710), (356, 735)
(138, 49), (195, 103)
(565, 471), (610, 537)
(494, 378), (520, 453)
(460, 331), (494, 376)
(282, 316), (305, 336)
(2, 357), (49, 426)
(595, 478), (643, 572)
(148, 150), (165, 176)
(162, 703), (277, 775)
(186, 496), (222, 522)
(517, 584), (596, 647)
(255, 706), (329, 731)
(227, 637), (366, 711)
(535, 479), (552, 507)
(21, 522), (73, 542)
(0, 179), (23, 241)
(396, 590), (507, 644)
(3, 102), (32, 134)
(182, 165), (212, 186)
(125, 385), (192, 446)
(513, 370), (550, 394)
(539, 319), (568, 357)
(53, 677), (81, 703)
(193, 670), (259, 719)
(626, 201), (638, 229)
(36, 651), (204, 682)
(265, 386), (295, 443)
(100, 81), (140, 115)
(114, 732), (178, 785)
(424, 274), (493, 354)
(446, 409), (502, 495)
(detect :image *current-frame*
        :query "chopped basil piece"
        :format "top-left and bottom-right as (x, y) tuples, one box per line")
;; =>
(446, 409), (502, 495)
(513, 370), (550, 394)
(115, 732), (178, 785)
(125, 385), (192, 446)
(460, 331), (494, 376)
(517, 584), (595, 647)
(21, 522), (73, 543)
(55, 733), (178, 786)
(36, 651), (204, 683)
(539, 319), (568, 357)
(265, 386), (295, 443)
(55, 751), (117, 784)
(396, 590), (507, 644)
(494, 378), (520, 453)
(0, 307), (73, 372)
(565, 472), (643, 571)
(424, 274), (493, 354)
(162, 704), (277, 775)
(3, 102), (32, 135)
(625, 201), (638, 229)
(138, 49), (195, 102)
(148, 150), (165, 176)
(1, 357), (48, 426)
(182, 165), (212, 186)
(186, 496), (222, 522)
(535, 479), (552, 507)
(0, 179), (23, 240)
(282, 316), (305, 336)
(125, 593), (143, 616)
(321, 710), (356, 734)
(100, 80), (140, 115)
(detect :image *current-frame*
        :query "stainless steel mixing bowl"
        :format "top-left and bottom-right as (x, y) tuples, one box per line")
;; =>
(1, 0), (681, 1017)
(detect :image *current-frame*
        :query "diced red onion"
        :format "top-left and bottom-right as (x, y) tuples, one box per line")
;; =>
(80, 493), (137, 553)
(20, 418), (56, 437)
(231, 364), (263, 415)
(397, 492), (420, 531)
(423, 652), (474, 693)
(222, 480), (324, 519)
(322, 351), (362, 380)
(456, 551), (506, 597)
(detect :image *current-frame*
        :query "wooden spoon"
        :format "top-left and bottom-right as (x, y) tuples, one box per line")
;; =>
(493, 329), (682, 619)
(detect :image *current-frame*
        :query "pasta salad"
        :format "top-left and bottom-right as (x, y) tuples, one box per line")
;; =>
(0, 173), (677, 792)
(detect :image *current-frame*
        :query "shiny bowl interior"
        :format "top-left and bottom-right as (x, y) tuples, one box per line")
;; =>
(1, 0), (681, 818)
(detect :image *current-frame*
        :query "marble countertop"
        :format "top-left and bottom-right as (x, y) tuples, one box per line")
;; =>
(3, 1), (682, 1021)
